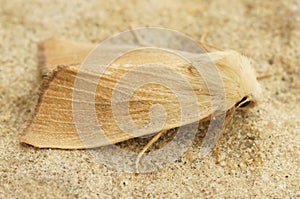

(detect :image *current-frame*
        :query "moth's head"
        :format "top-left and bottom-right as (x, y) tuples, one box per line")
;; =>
(209, 50), (262, 111)
(235, 52), (262, 110)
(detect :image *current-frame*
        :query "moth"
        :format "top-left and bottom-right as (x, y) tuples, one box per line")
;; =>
(20, 31), (261, 171)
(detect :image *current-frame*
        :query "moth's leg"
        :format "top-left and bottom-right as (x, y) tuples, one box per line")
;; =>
(215, 108), (235, 164)
(129, 24), (150, 47)
(135, 130), (167, 173)
(257, 73), (272, 80)
(215, 130), (223, 164)
(199, 30), (223, 52)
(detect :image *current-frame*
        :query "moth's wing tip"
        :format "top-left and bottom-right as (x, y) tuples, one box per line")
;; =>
(19, 127), (39, 146)
(19, 133), (38, 148)
(19, 132), (85, 149)
(19, 134), (27, 143)
(37, 37), (64, 76)
(37, 38), (94, 76)
(19, 121), (89, 150)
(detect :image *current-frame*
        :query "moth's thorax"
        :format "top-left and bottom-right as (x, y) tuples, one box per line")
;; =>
(210, 50), (261, 110)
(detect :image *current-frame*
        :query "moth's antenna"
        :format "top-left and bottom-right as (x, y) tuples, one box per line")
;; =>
(129, 24), (150, 47)
(199, 30), (223, 52)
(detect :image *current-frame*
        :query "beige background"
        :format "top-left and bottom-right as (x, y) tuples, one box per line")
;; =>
(0, 0), (299, 198)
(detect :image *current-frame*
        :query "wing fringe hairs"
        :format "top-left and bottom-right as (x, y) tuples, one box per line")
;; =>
(20, 38), (261, 149)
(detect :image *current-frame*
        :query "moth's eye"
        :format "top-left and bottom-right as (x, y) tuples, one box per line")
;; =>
(236, 96), (253, 108)
(239, 100), (252, 108)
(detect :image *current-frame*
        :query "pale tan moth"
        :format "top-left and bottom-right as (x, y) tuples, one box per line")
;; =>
(20, 30), (261, 172)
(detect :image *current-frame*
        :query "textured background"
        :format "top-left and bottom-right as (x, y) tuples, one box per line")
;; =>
(0, 0), (299, 198)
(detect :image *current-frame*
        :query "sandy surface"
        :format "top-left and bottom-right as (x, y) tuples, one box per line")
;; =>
(0, 0), (299, 198)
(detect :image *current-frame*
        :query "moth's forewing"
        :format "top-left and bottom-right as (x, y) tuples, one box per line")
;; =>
(21, 39), (260, 149)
